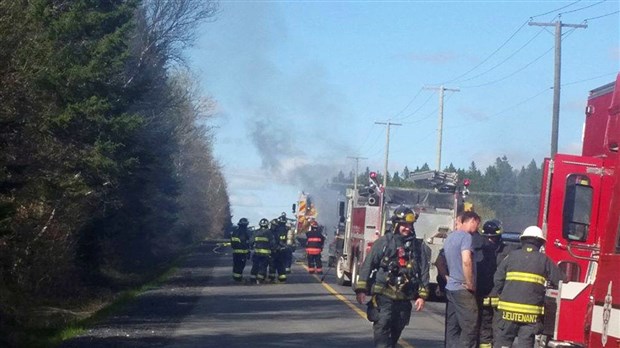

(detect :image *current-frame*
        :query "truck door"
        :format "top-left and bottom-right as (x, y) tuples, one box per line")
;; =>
(541, 153), (609, 344)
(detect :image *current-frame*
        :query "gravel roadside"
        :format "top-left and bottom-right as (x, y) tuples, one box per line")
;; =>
(59, 242), (222, 348)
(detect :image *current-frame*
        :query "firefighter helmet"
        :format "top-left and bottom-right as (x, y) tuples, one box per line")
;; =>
(310, 220), (319, 230)
(481, 219), (502, 236)
(520, 226), (546, 242)
(238, 217), (249, 226)
(391, 206), (417, 225)
(259, 218), (269, 228)
(278, 213), (287, 224)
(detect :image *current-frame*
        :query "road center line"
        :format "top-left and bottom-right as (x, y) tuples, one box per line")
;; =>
(302, 264), (415, 348)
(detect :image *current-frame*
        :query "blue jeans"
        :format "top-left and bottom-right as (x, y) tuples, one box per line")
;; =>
(445, 289), (479, 348)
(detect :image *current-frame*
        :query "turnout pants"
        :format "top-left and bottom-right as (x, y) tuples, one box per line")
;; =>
(250, 254), (270, 282)
(306, 253), (322, 273)
(372, 294), (412, 348)
(269, 250), (287, 282)
(232, 252), (248, 281)
(477, 299), (494, 348)
(493, 317), (543, 348)
(445, 289), (479, 348)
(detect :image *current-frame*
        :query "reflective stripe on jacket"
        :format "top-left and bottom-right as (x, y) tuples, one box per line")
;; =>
(355, 233), (430, 300)
(251, 228), (275, 255)
(491, 242), (565, 323)
(305, 230), (325, 255)
(231, 227), (250, 254)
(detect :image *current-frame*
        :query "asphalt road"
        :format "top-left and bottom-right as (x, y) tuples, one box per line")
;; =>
(61, 242), (446, 348)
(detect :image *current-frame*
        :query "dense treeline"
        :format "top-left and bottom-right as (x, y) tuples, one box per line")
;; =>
(332, 156), (542, 230)
(0, 0), (228, 344)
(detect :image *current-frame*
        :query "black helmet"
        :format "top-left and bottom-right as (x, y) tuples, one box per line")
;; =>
(259, 218), (269, 228)
(238, 218), (249, 226)
(482, 219), (502, 236)
(278, 213), (287, 224)
(391, 206), (417, 225)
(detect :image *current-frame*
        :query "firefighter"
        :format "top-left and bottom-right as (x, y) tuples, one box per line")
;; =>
(474, 219), (517, 348)
(269, 215), (289, 283)
(305, 220), (325, 274)
(267, 218), (279, 282)
(355, 206), (430, 348)
(231, 217), (251, 282)
(250, 218), (275, 284)
(490, 226), (565, 348)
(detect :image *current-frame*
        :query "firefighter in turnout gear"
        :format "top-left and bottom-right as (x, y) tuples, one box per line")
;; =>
(250, 218), (275, 284)
(355, 206), (430, 348)
(269, 215), (289, 282)
(231, 218), (251, 282)
(473, 219), (517, 348)
(490, 226), (565, 348)
(305, 220), (325, 274)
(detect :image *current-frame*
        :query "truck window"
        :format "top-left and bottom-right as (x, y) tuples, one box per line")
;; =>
(562, 175), (593, 242)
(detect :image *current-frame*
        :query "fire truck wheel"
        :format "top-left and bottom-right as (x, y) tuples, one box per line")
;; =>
(336, 256), (350, 286)
(350, 257), (359, 291)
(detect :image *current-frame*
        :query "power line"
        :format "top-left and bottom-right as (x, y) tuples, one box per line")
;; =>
(461, 45), (553, 88)
(561, 72), (618, 86)
(394, 92), (435, 122)
(530, 0), (582, 18)
(444, 20), (530, 85)
(456, 27), (547, 84)
(560, 0), (608, 15)
(391, 88), (423, 120)
(583, 10), (620, 21)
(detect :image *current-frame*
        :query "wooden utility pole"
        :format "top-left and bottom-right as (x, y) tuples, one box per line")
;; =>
(347, 156), (367, 191)
(424, 86), (460, 171)
(529, 20), (587, 157)
(375, 121), (401, 188)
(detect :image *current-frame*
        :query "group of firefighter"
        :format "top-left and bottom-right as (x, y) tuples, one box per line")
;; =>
(229, 213), (326, 284)
(354, 206), (565, 348)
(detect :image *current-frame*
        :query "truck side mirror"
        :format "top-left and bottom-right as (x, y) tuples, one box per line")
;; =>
(292, 203), (296, 214)
(338, 201), (345, 218)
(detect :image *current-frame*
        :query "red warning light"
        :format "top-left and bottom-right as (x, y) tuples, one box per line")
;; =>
(463, 178), (471, 187)
(370, 172), (377, 178)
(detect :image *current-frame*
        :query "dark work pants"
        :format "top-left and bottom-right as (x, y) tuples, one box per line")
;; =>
(445, 289), (479, 348)
(250, 254), (270, 281)
(232, 253), (248, 281)
(373, 294), (412, 348)
(493, 317), (543, 348)
(306, 253), (322, 272)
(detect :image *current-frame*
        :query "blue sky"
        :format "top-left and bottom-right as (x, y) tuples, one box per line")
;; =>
(189, 1), (620, 226)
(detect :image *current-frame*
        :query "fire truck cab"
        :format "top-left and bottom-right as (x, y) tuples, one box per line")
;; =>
(539, 73), (620, 347)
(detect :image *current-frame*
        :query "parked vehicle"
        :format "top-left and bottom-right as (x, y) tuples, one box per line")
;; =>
(329, 171), (470, 299)
(538, 73), (620, 347)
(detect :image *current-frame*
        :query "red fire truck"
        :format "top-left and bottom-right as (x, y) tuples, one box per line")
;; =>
(539, 73), (620, 347)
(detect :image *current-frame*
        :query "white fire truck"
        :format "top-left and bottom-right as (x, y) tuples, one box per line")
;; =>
(330, 171), (469, 298)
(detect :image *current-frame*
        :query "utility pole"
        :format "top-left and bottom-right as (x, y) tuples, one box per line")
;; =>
(529, 19), (587, 157)
(347, 156), (367, 191)
(424, 85), (460, 171)
(375, 121), (401, 188)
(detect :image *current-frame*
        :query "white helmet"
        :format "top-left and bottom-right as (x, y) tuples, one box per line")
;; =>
(520, 226), (546, 242)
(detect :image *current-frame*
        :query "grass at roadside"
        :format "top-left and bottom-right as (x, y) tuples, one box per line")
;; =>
(25, 264), (180, 348)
